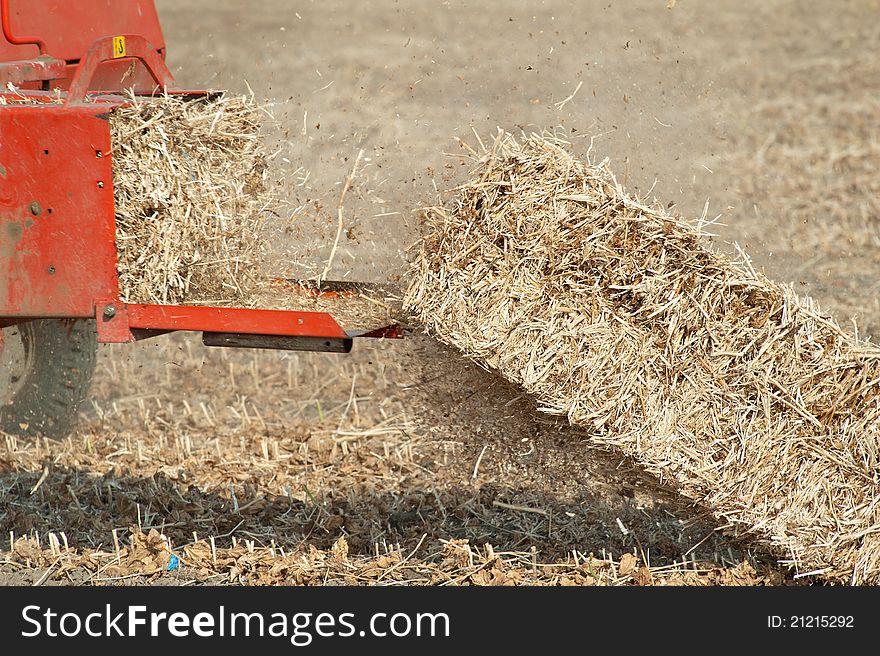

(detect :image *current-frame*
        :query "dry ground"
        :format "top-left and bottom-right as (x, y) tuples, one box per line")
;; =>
(2, 0), (878, 585)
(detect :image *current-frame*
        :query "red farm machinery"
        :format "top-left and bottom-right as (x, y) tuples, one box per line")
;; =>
(0, 0), (400, 439)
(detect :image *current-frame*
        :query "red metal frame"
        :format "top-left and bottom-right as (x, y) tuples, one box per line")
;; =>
(0, 56), (63, 87)
(0, 103), (119, 318)
(0, 0), (165, 62)
(124, 305), (347, 338)
(1, 0), (47, 55)
(0, 1), (401, 351)
(66, 34), (173, 103)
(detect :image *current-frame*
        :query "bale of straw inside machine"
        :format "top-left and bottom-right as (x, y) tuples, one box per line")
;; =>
(110, 92), (273, 306)
(405, 131), (880, 583)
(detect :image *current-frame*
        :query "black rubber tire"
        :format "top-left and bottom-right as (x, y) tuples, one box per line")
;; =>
(0, 319), (97, 440)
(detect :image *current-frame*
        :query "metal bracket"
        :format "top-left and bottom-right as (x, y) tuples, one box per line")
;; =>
(94, 299), (131, 343)
(202, 332), (353, 353)
(0, 55), (65, 87)
(66, 34), (175, 104)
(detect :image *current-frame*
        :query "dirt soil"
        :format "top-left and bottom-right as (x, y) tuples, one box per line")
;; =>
(2, 0), (878, 585)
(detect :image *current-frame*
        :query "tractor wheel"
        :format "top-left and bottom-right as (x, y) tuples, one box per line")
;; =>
(0, 319), (97, 440)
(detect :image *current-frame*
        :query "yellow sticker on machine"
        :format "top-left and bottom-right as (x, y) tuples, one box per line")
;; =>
(112, 36), (126, 59)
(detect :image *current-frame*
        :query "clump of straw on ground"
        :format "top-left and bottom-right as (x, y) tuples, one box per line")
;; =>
(405, 131), (880, 584)
(111, 92), (274, 305)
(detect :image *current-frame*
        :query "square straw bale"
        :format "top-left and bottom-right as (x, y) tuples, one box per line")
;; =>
(405, 131), (880, 584)
(110, 92), (274, 305)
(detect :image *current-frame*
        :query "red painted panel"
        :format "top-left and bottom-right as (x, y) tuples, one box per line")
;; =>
(0, 0), (164, 63)
(0, 104), (119, 317)
(127, 305), (350, 340)
(0, 40), (34, 62)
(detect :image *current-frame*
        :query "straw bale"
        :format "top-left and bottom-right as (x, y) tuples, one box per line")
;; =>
(111, 92), (273, 305)
(405, 131), (880, 583)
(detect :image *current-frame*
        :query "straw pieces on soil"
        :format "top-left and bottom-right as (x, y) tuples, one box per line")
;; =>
(111, 92), (274, 305)
(405, 131), (880, 584)
(1, 421), (775, 586)
(4, 531), (768, 586)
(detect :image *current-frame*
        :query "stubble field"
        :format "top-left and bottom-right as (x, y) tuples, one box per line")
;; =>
(2, 0), (878, 585)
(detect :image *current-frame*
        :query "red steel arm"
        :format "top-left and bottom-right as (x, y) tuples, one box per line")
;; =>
(66, 34), (175, 103)
(125, 304), (349, 339)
